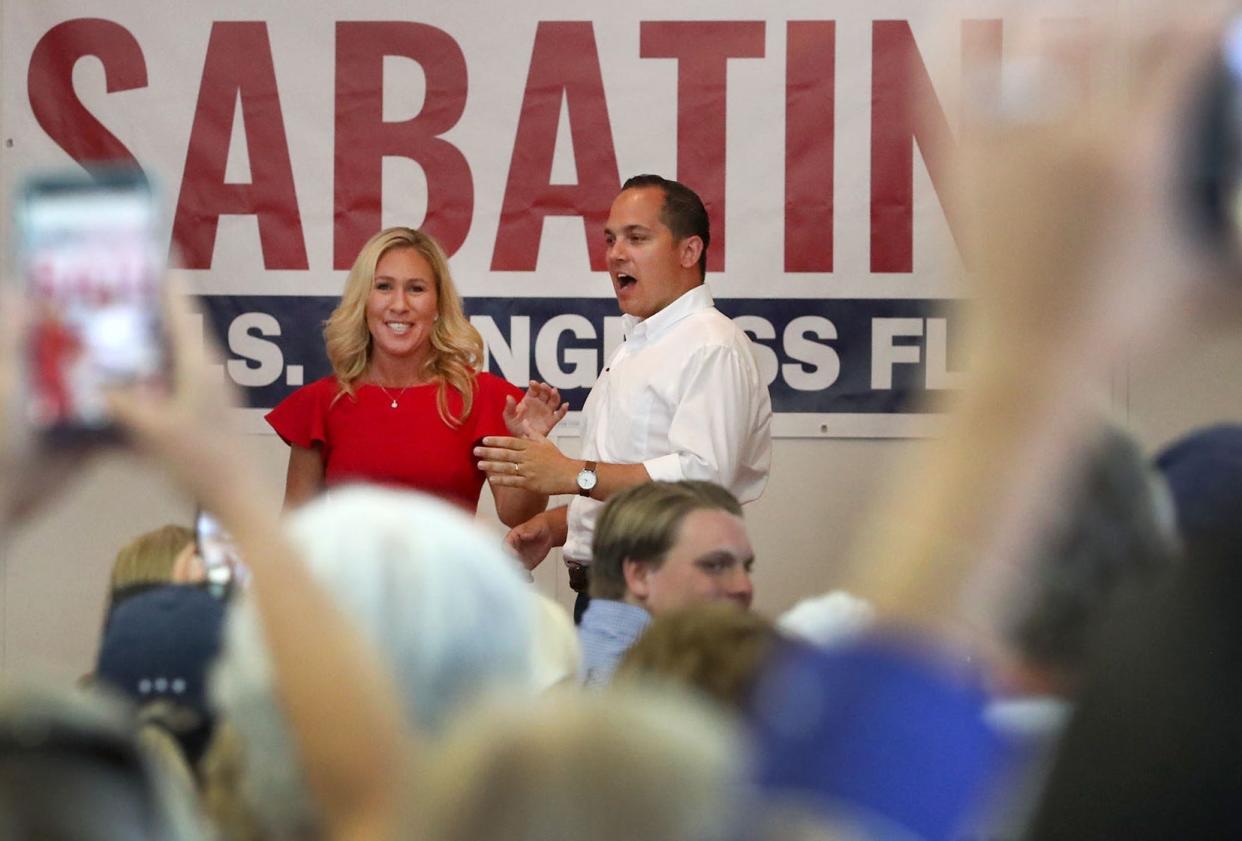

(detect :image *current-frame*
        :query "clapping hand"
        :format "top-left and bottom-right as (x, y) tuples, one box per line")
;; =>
(504, 380), (569, 439)
(505, 513), (557, 570)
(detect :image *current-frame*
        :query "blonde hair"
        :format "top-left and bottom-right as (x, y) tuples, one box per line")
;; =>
(323, 227), (483, 426)
(614, 604), (780, 713)
(417, 689), (743, 841)
(110, 525), (195, 591)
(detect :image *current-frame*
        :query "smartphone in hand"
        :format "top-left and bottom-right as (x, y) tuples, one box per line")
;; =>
(14, 166), (167, 443)
(195, 508), (249, 591)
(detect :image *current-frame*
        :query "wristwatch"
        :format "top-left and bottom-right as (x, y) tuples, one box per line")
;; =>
(576, 461), (598, 497)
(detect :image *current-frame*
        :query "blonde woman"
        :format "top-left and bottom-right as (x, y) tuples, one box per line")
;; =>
(266, 227), (565, 523)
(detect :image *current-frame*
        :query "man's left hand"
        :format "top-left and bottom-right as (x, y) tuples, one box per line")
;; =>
(476, 433), (577, 496)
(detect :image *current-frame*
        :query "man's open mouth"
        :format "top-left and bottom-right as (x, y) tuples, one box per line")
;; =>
(616, 274), (637, 289)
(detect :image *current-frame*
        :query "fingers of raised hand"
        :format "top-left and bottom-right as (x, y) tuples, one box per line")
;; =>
(480, 436), (524, 450)
(475, 441), (524, 461)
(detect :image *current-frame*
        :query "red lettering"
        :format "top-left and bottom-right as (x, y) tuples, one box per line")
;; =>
(784, 21), (835, 273)
(870, 20), (1001, 273)
(171, 22), (306, 270)
(640, 22), (765, 273)
(334, 22), (471, 269)
(27, 19), (147, 166)
(492, 22), (620, 272)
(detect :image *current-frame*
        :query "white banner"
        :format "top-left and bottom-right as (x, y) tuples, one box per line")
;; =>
(2, 1), (1100, 436)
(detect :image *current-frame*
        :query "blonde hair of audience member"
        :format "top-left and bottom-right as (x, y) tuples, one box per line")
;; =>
(416, 689), (744, 841)
(208, 485), (536, 840)
(590, 481), (743, 601)
(614, 603), (781, 712)
(135, 717), (214, 841)
(109, 524), (194, 592)
(529, 593), (582, 691)
(200, 724), (267, 841)
(323, 226), (482, 426)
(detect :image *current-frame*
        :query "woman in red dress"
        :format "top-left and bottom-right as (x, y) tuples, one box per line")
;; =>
(266, 227), (565, 523)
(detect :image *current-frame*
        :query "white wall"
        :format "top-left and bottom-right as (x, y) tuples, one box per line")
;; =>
(6, 327), (1242, 681)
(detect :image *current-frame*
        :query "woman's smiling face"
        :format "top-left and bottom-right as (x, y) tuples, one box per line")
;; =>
(365, 247), (439, 371)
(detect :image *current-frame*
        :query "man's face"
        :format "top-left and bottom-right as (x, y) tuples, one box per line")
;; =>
(627, 508), (755, 614)
(603, 186), (702, 320)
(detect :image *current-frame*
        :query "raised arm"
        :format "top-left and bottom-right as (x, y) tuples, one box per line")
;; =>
(845, 18), (1227, 642)
(477, 344), (767, 502)
(109, 292), (409, 841)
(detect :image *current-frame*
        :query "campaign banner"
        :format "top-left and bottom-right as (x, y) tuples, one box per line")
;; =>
(2, 1), (1097, 436)
(201, 294), (963, 435)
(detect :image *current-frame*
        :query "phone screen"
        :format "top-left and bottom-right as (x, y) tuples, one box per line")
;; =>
(15, 168), (166, 438)
(195, 509), (249, 589)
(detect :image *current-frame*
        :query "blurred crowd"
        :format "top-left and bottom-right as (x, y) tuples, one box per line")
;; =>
(4, 11), (1242, 841)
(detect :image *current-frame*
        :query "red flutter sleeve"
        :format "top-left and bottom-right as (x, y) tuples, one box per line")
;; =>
(265, 377), (336, 448)
(471, 373), (524, 440)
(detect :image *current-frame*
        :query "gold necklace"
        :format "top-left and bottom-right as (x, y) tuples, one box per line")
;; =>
(374, 383), (411, 409)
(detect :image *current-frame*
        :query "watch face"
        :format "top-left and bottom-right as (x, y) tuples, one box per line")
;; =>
(577, 468), (597, 490)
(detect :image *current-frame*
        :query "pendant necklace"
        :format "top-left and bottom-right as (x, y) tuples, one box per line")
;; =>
(375, 383), (411, 409)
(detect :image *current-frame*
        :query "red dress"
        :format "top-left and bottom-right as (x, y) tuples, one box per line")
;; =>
(265, 372), (522, 511)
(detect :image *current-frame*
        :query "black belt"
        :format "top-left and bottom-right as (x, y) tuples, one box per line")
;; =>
(564, 560), (590, 594)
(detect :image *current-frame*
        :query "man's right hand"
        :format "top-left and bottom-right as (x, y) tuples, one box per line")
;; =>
(504, 506), (568, 570)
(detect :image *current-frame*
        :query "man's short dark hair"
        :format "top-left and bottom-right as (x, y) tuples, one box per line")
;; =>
(590, 481), (742, 600)
(1006, 424), (1178, 677)
(621, 174), (711, 279)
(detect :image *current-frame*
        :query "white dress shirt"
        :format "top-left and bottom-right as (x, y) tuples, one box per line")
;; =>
(564, 285), (773, 563)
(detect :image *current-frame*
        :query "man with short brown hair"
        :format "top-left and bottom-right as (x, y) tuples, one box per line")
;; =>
(575, 480), (755, 687)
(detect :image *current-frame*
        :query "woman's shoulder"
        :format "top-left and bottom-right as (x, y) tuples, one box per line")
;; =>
(266, 375), (345, 444)
(272, 376), (344, 411)
(473, 370), (508, 387)
(474, 371), (523, 399)
(293, 375), (343, 399)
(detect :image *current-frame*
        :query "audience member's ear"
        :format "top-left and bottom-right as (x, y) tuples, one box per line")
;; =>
(623, 557), (650, 601)
(171, 544), (207, 584)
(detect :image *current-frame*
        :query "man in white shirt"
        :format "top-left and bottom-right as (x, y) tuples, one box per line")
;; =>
(475, 175), (772, 616)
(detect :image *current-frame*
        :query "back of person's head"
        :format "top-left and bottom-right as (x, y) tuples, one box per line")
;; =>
(620, 174), (711, 278)
(0, 683), (201, 841)
(1026, 423), (1242, 838)
(210, 484), (536, 839)
(94, 584), (226, 767)
(1003, 424), (1177, 689)
(591, 480), (742, 601)
(107, 524), (195, 612)
(614, 603), (782, 712)
(416, 687), (744, 841)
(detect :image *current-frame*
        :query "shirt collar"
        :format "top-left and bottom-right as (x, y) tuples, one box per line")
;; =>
(581, 599), (652, 641)
(622, 284), (714, 345)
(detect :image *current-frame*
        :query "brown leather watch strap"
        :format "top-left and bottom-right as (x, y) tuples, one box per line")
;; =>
(577, 461), (598, 496)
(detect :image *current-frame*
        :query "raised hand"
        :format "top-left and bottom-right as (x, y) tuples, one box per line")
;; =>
(504, 510), (558, 570)
(503, 381), (569, 439)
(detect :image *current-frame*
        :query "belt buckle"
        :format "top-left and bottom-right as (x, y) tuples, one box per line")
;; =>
(564, 560), (590, 594)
